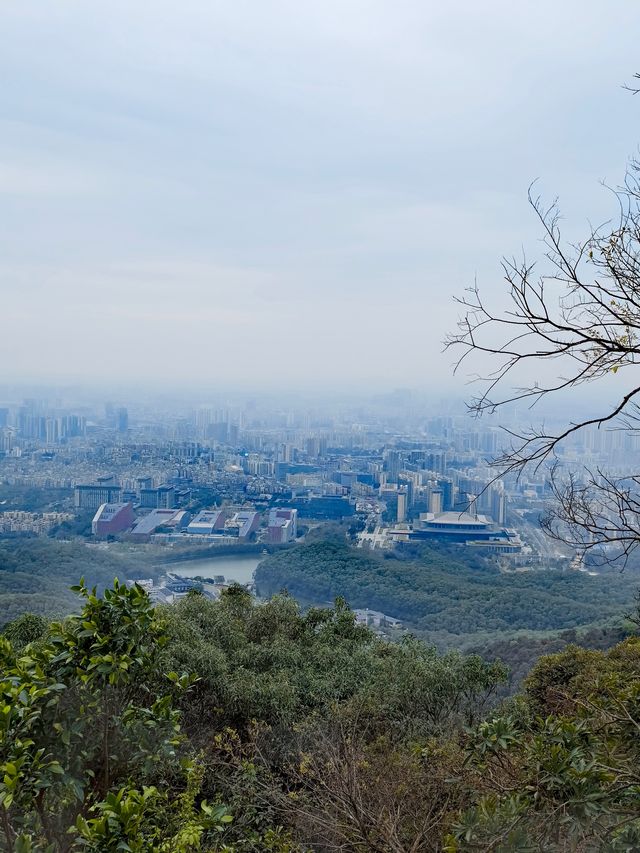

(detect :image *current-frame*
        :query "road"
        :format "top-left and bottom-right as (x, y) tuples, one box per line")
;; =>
(519, 518), (570, 564)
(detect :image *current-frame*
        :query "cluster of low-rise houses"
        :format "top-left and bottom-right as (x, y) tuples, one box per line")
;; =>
(0, 510), (74, 534)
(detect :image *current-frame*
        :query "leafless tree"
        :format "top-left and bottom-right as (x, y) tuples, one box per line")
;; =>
(272, 713), (464, 852)
(445, 144), (640, 566)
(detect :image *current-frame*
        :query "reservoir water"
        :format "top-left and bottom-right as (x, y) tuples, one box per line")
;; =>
(166, 554), (263, 585)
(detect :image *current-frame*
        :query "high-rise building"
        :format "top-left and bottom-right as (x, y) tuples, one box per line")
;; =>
(398, 474), (416, 507)
(17, 410), (46, 440)
(208, 422), (228, 443)
(490, 481), (507, 525)
(117, 408), (128, 433)
(195, 408), (213, 437)
(140, 485), (176, 509)
(305, 437), (321, 458)
(380, 486), (399, 517)
(428, 489), (443, 514)
(45, 418), (63, 445)
(277, 443), (294, 463)
(397, 490), (408, 523)
(384, 449), (403, 483)
(104, 402), (115, 427)
(0, 429), (13, 453)
(75, 484), (123, 510)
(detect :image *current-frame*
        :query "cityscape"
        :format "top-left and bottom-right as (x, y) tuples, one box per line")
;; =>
(3, 389), (635, 572)
(4, 2), (640, 848)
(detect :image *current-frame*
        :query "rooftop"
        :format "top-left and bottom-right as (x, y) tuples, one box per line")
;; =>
(132, 508), (181, 535)
(420, 511), (491, 528)
(92, 502), (131, 522)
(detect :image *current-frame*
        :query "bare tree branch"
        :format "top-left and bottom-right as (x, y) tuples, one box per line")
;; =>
(446, 154), (640, 566)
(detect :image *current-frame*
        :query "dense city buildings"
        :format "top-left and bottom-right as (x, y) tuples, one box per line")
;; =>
(0, 389), (615, 565)
(0, 510), (73, 534)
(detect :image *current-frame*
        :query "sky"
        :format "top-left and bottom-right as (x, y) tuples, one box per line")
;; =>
(1, 1), (640, 392)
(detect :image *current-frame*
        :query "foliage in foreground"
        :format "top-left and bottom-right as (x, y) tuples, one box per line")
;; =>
(1, 580), (506, 851)
(5, 579), (640, 851)
(449, 639), (640, 851)
(0, 580), (231, 852)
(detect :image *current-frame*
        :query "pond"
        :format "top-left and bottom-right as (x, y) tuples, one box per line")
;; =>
(165, 554), (263, 585)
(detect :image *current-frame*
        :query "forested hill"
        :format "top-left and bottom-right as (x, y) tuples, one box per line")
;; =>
(254, 540), (638, 641)
(0, 539), (147, 626)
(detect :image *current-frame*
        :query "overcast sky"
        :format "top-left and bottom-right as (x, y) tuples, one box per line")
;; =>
(1, 1), (639, 392)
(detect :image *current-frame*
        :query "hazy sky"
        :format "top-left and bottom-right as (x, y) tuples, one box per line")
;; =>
(1, 1), (639, 391)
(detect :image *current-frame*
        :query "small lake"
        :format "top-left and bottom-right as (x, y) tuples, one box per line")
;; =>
(165, 554), (263, 585)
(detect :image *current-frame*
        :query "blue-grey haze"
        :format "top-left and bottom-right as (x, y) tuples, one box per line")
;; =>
(1, 1), (639, 389)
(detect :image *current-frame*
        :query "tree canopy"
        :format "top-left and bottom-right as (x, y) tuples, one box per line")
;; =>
(255, 539), (638, 640)
(5, 578), (640, 850)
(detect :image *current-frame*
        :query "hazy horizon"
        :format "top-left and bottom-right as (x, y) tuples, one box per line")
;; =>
(2, 1), (640, 389)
